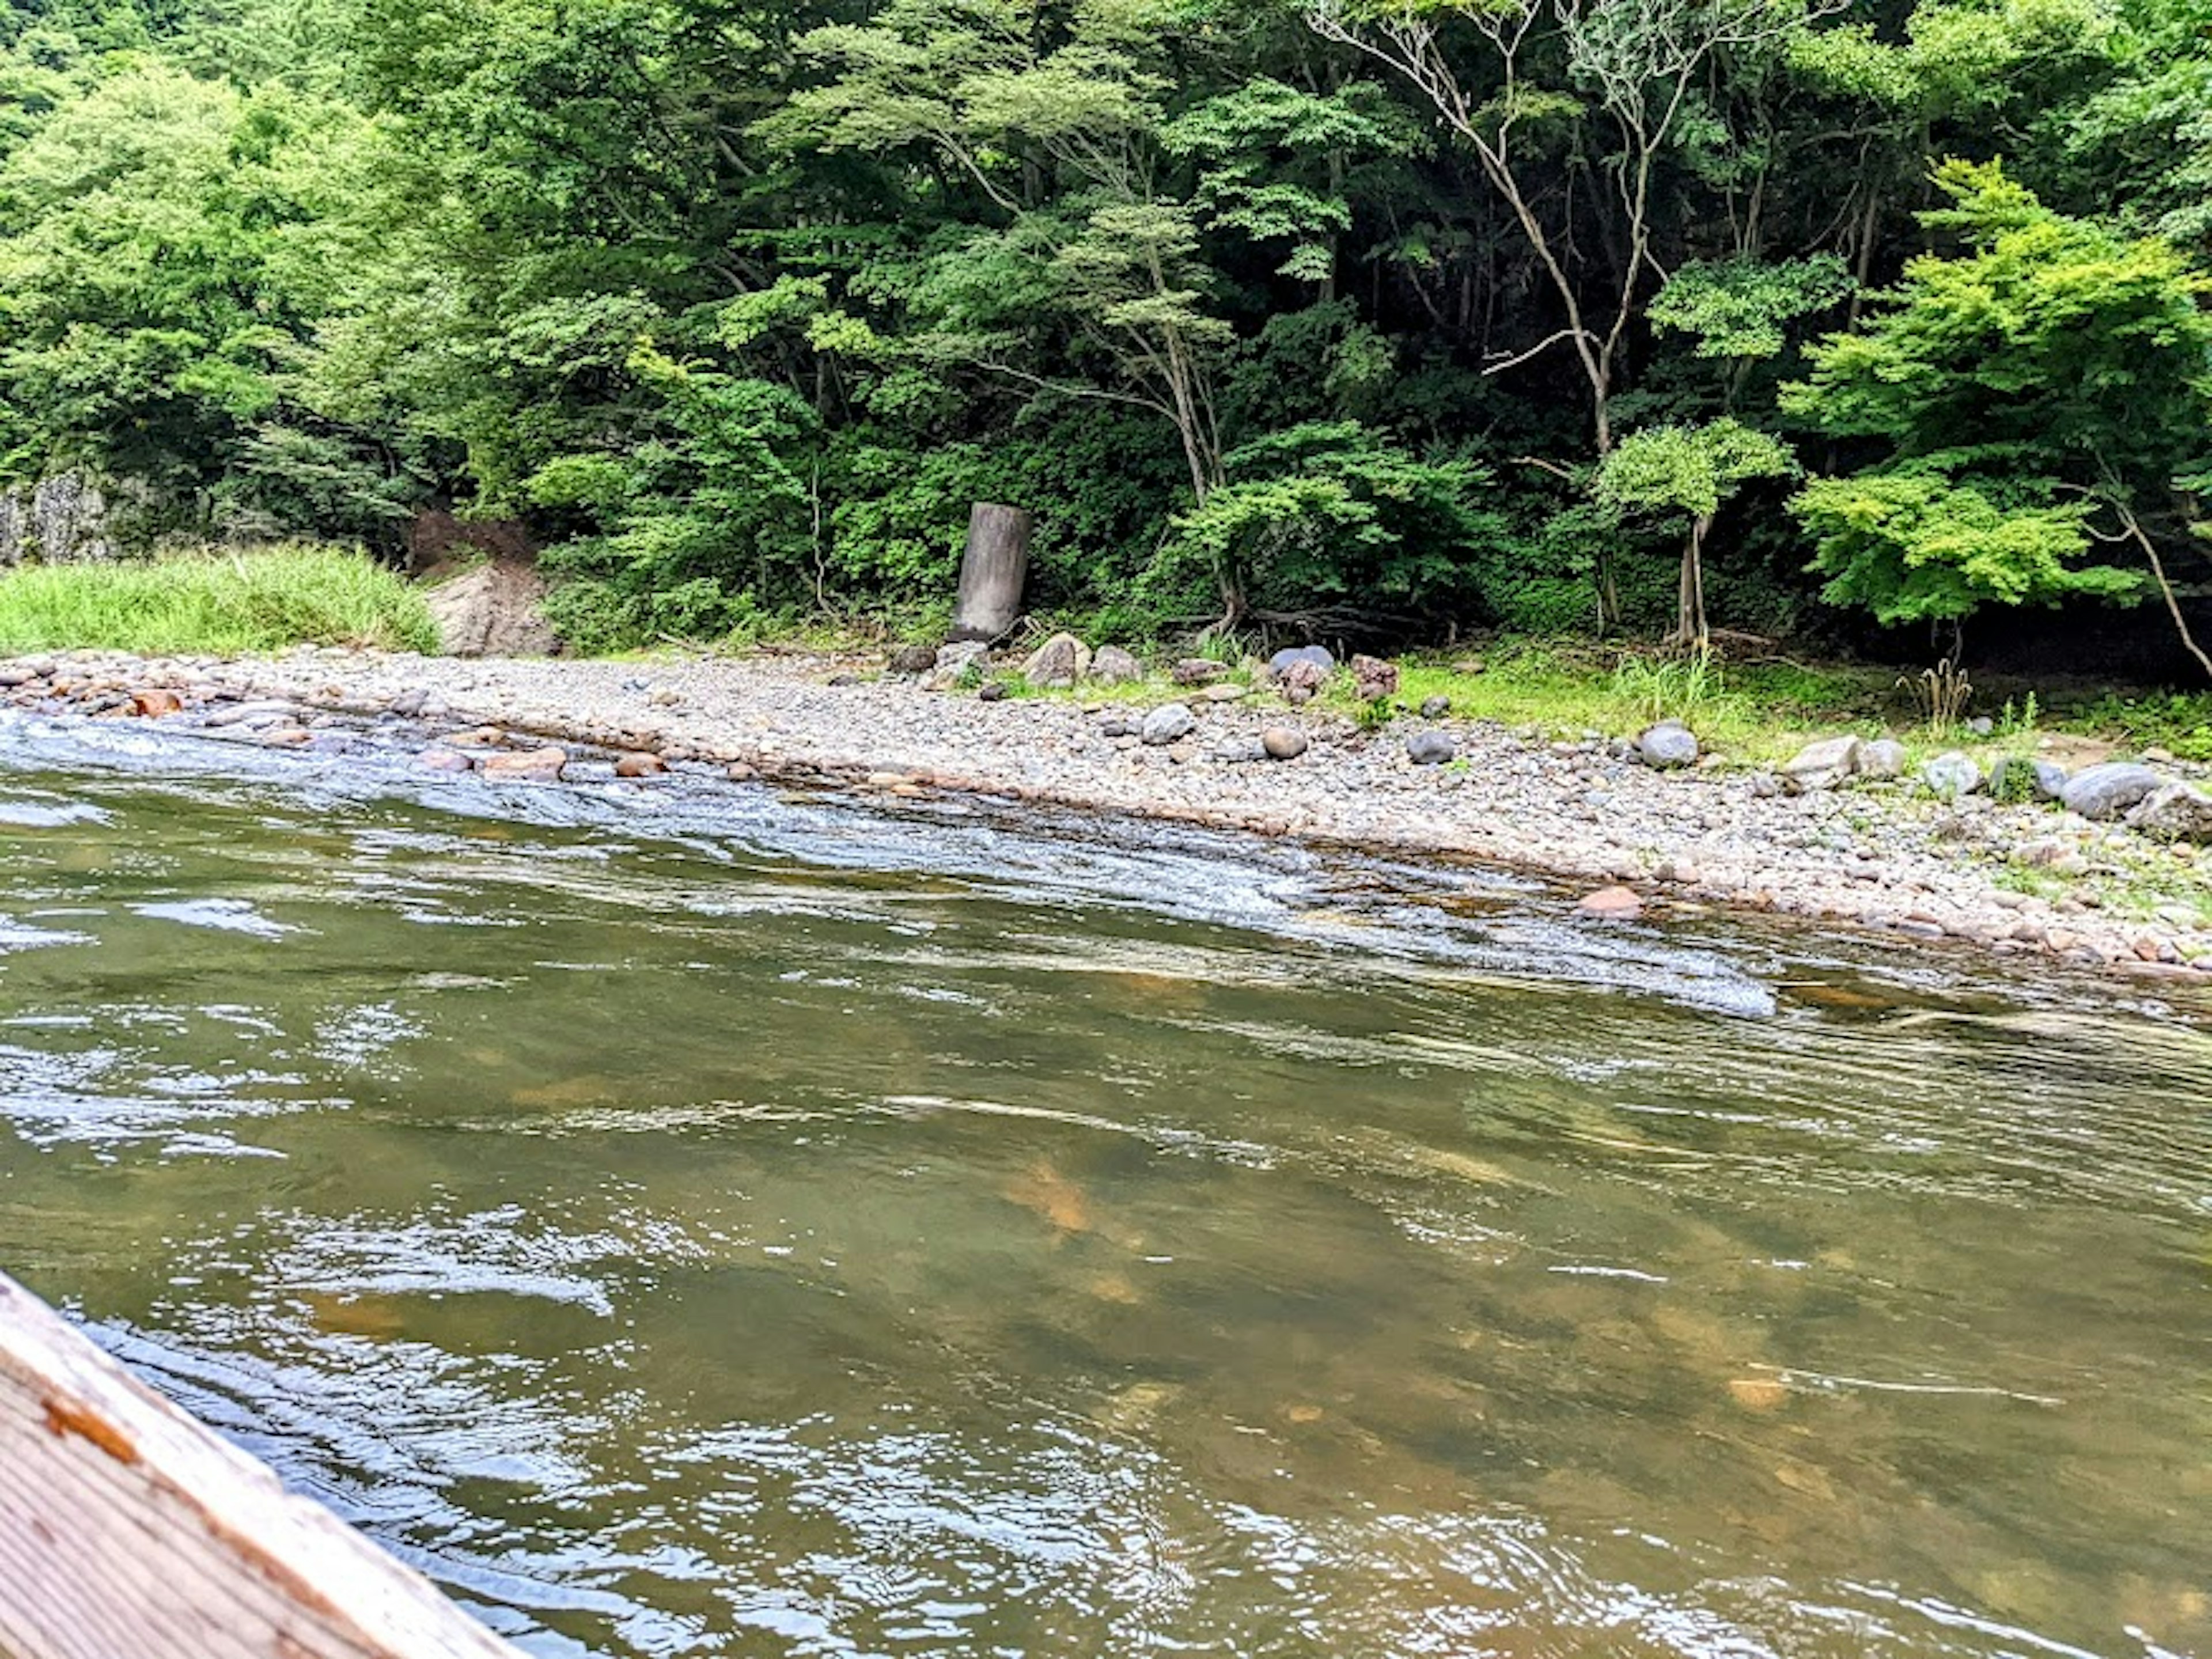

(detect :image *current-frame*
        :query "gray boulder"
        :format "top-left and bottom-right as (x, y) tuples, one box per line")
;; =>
(1090, 645), (1142, 685)
(1990, 755), (2067, 803)
(1781, 734), (1865, 792)
(1858, 738), (1907, 779)
(1406, 730), (1456, 766)
(1636, 722), (1700, 770)
(2127, 781), (2212, 843)
(888, 644), (938, 676)
(923, 640), (991, 691)
(1022, 631), (1092, 689)
(1267, 645), (1334, 680)
(1213, 736), (1269, 764)
(1142, 703), (1198, 746)
(1922, 751), (1984, 801)
(2061, 762), (2162, 821)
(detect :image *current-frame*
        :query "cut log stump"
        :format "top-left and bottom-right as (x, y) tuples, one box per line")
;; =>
(949, 502), (1032, 642)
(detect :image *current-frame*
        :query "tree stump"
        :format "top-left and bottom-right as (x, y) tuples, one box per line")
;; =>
(949, 503), (1032, 642)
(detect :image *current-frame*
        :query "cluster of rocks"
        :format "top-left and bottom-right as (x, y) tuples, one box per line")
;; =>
(7, 645), (2210, 987)
(1769, 732), (2212, 845)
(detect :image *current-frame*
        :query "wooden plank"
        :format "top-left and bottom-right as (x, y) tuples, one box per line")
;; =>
(0, 1271), (524, 1659)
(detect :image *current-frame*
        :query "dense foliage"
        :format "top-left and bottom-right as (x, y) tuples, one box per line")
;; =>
(0, 0), (2206, 663)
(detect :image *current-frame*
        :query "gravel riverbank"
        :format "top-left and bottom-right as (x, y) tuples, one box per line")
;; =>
(7, 645), (2211, 986)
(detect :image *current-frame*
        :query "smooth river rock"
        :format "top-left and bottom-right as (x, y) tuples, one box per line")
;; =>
(2061, 762), (2161, 821)
(1636, 722), (1699, 770)
(1089, 645), (1142, 685)
(1858, 738), (1907, 779)
(1406, 730), (1456, 766)
(482, 746), (569, 783)
(1782, 735), (1863, 792)
(1922, 751), (1984, 800)
(1022, 632), (1092, 689)
(1267, 645), (1334, 680)
(1262, 726), (1309, 761)
(1142, 703), (1198, 745)
(1990, 755), (2066, 802)
(1578, 885), (1644, 919)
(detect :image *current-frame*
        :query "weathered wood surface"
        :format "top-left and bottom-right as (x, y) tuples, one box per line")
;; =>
(0, 1271), (523, 1659)
(949, 501), (1032, 642)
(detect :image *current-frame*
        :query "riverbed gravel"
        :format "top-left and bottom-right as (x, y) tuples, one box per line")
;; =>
(7, 645), (2210, 986)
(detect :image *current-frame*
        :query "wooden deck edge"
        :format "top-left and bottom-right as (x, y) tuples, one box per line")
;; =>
(0, 1270), (525, 1659)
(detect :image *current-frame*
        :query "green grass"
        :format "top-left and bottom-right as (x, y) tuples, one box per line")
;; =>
(2058, 689), (2212, 763)
(1371, 639), (1892, 762)
(0, 546), (440, 656)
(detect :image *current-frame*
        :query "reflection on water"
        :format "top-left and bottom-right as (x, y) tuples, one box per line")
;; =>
(0, 711), (2207, 1659)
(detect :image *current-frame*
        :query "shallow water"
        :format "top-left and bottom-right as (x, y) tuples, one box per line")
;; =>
(1, 712), (2207, 1659)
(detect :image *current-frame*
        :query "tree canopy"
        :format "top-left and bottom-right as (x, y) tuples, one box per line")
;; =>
(0, 0), (2205, 668)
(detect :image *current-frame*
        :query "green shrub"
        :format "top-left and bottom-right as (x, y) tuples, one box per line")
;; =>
(0, 546), (439, 655)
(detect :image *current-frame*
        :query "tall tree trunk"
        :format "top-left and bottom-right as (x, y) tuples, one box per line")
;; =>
(1671, 514), (1712, 649)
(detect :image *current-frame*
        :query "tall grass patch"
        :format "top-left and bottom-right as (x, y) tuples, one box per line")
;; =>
(0, 546), (439, 656)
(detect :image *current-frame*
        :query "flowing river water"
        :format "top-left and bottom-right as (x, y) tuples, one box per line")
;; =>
(0, 711), (2207, 1659)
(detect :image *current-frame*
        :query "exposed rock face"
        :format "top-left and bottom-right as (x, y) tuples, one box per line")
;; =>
(1781, 735), (1865, 793)
(2128, 782), (2212, 843)
(427, 563), (558, 657)
(1142, 703), (1197, 745)
(1089, 645), (1142, 685)
(1636, 722), (1699, 770)
(0, 473), (123, 566)
(1022, 632), (1092, 689)
(2061, 762), (2161, 821)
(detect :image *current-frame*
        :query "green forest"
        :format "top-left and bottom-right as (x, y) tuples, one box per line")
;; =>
(1, 0), (2209, 668)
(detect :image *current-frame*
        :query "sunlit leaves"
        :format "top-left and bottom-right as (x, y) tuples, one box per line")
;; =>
(1786, 163), (2211, 624)
(1649, 256), (1853, 359)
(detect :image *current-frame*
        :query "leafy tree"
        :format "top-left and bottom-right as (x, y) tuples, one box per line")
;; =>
(0, 64), (371, 519)
(1785, 161), (2212, 668)
(1593, 418), (1796, 647)
(1157, 420), (1503, 627)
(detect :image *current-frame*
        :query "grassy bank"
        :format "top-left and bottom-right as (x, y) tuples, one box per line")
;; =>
(969, 634), (2212, 766)
(0, 546), (439, 656)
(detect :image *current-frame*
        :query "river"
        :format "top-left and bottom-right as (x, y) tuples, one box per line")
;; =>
(0, 711), (2206, 1658)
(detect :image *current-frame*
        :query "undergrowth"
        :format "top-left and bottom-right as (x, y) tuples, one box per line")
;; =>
(0, 546), (440, 656)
